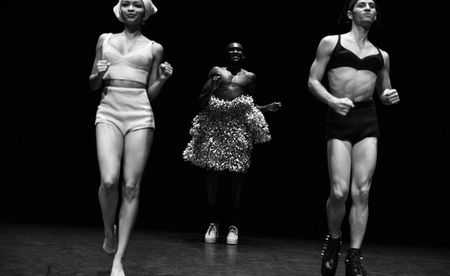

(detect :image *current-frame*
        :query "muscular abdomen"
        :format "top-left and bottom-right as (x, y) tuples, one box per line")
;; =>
(214, 84), (247, 101)
(328, 68), (377, 102)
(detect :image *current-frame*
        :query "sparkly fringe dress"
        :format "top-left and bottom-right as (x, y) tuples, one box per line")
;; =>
(182, 95), (271, 173)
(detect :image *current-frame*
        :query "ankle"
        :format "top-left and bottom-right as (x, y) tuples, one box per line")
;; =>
(347, 248), (361, 255)
(329, 230), (342, 240)
(105, 224), (117, 237)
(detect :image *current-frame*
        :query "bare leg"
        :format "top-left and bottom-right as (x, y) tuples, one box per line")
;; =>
(96, 124), (123, 248)
(111, 129), (153, 276)
(349, 137), (377, 249)
(326, 139), (352, 239)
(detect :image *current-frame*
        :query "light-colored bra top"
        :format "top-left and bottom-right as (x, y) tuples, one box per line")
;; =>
(102, 33), (153, 85)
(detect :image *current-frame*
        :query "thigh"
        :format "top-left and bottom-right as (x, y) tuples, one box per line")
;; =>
(327, 139), (352, 190)
(96, 123), (124, 179)
(351, 137), (378, 189)
(122, 129), (154, 184)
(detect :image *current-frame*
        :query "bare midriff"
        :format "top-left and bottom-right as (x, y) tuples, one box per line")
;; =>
(327, 67), (377, 102)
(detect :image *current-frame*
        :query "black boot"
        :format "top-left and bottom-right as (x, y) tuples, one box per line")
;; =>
(321, 234), (342, 276)
(345, 248), (367, 276)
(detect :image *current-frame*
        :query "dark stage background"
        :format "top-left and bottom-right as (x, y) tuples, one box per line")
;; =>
(5, 0), (449, 247)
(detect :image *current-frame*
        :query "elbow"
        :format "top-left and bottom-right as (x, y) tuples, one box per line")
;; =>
(88, 80), (97, 91)
(147, 93), (156, 102)
(307, 78), (316, 93)
(89, 80), (96, 91)
(89, 75), (101, 91)
(147, 89), (160, 101)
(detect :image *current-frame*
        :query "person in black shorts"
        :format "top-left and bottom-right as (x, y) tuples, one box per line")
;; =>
(307, 0), (399, 275)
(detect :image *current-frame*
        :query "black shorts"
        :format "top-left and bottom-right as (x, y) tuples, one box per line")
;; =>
(325, 100), (380, 144)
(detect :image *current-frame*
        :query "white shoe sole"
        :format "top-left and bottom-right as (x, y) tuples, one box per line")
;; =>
(205, 237), (217, 243)
(226, 239), (238, 245)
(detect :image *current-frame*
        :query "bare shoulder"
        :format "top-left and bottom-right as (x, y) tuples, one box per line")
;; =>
(95, 33), (110, 49)
(321, 34), (339, 43)
(211, 66), (222, 73)
(150, 41), (164, 56)
(99, 32), (110, 40)
(207, 66), (221, 76)
(379, 49), (389, 60)
(318, 35), (338, 51)
(97, 33), (111, 43)
(243, 69), (256, 79)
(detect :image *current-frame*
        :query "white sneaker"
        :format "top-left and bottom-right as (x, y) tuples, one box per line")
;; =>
(226, 225), (238, 245)
(204, 223), (219, 243)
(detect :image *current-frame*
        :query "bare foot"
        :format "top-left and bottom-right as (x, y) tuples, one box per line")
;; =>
(110, 258), (125, 276)
(102, 225), (117, 255)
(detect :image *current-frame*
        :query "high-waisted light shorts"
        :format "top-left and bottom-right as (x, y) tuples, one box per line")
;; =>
(95, 86), (155, 135)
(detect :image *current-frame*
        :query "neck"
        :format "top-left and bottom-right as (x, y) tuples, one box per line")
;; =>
(123, 25), (142, 39)
(227, 63), (242, 74)
(349, 24), (371, 44)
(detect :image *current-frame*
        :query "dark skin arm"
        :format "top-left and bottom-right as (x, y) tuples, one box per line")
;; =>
(199, 66), (221, 109)
(250, 74), (282, 113)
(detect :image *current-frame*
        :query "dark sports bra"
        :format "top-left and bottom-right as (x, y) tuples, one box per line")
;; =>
(326, 35), (384, 75)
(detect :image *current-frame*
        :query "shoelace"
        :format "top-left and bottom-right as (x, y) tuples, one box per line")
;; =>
(229, 226), (238, 234)
(207, 224), (216, 235)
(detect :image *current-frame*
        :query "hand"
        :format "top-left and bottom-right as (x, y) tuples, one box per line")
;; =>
(159, 62), (173, 80)
(381, 88), (400, 105)
(266, 102), (282, 112)
(96, 60), (110, 77)
(212, 75), (221, 90)
(330, 97), (354, 116)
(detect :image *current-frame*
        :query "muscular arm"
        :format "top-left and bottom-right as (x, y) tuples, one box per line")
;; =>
(89, 33), (108, 91)
(376, 50), (395, 105)
(146, 42), (167, 101)
(199, 67), (221, 109)
(247, 72), (257, 97)
(307, 35), (338, 106)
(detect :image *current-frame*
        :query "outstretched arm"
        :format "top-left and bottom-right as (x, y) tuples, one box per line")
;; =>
(256, 102), (282, 113)
(377, 50), (400, 105)
(244, 73), (282, 113)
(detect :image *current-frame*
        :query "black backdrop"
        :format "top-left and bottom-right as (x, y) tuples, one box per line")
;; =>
(5, 0), (449, 247)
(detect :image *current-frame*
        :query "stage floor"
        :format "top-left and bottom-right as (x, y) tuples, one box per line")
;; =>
(1, 223), (449, 276)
